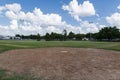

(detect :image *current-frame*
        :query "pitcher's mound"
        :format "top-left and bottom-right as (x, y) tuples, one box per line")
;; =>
(0, 48), (120, 80)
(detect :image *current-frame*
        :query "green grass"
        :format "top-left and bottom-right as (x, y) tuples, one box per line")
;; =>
(0, 40), (120, 53)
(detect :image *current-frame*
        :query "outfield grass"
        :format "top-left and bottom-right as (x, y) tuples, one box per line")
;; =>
(0, 40), (120, 53)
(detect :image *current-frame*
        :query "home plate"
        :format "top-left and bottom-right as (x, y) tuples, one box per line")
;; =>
(61, 50), (68, 53)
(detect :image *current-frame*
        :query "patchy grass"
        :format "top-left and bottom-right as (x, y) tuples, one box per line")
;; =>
(0, 69), (44, 80)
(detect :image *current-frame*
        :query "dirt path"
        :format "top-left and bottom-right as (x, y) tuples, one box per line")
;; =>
(0, 48), (120, 80)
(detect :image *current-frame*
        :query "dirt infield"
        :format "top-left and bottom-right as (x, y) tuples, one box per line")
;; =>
(0, 48), (120, 80)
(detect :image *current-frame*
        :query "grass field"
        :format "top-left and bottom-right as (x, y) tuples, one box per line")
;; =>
(0, 40), (120, 80)
(0, 40), (120, 53)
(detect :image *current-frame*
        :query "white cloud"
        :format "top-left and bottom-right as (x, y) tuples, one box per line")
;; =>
(106, 13), (120, 24)
(0, 7), (5, 11)
(117, 5), (120, 10)
(0, 3), (21, 12)
(0, 6), (5, 13)
(5, 11), (17, 19)
(62, 0), (96, 21)
(80, 21), (104, 33)
(0, 7), (5, 14)
(9, 20), (18, 30)
(0, 3), (100, 36)
(5, 3), (21, 12)
(106, 5), (120, 29)
(106, 12), (120, 29)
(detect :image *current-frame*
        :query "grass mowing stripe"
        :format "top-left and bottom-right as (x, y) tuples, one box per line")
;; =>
(0, 44), (31, 48)
(0, 40), (119, 54)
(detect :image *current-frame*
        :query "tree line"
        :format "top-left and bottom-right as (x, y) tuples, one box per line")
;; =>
(15, 26), (120, 41)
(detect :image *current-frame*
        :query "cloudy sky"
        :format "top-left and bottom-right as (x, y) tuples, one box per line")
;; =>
(0, 0), (120, 36)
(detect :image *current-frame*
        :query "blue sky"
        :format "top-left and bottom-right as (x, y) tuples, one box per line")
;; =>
(0, 0), (120, 35)
(0, 0), (119, 24)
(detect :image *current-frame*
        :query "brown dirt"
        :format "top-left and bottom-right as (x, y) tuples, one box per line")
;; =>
(0, 48), (120, 80)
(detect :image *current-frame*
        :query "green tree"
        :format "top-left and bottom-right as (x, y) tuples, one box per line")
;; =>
(68, 31), (75, 40)
(50, 32), (56, 40)
(62, 29), (67, 41)
(37, 33), (41, 41)
(97, 26), (120, 41)
(15, 34), (21, 37)
(45, 33), (51, 41)
(75, 34), (85, 40)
